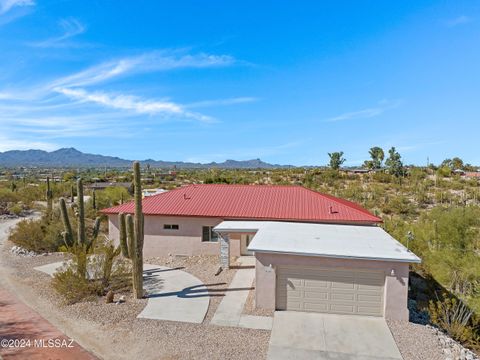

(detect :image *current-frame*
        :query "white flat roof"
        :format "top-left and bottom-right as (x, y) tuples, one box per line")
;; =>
(214, 221), (421, 263)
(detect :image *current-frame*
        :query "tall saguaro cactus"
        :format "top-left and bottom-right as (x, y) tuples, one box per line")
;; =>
(59, 178), (101, 278)
(132, 161), (144, 299)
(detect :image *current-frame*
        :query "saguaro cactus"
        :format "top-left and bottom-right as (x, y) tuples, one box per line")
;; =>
(59, 198), (74, 247)
(71, 185), (75, 203)
(118, 213), (129, 258)
(59, 178), (101, 278)
(92, 189), (97, 210)
(126, 214), (135, 259)
(132, 161), (144, 299)
(46, 176), (53, 219)
(77, 178), (86, 246)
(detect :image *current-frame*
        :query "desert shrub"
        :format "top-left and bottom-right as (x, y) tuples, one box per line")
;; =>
(8, 203), (23, 215)
(382, 195), (417, 217)
(52, 266), (102, 304)
(429, 296), (479, 348)
(8, 219), (61, 252)
(53, 239), (131, 304)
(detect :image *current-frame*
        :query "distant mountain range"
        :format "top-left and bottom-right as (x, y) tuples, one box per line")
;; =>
(0, 148), (293, 169)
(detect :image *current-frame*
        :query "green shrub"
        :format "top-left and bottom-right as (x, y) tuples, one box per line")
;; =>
(429, 296), (479, 348)
(8, 213), (66, 253)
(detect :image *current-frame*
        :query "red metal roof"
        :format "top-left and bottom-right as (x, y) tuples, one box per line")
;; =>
(101, 184), (382, 224)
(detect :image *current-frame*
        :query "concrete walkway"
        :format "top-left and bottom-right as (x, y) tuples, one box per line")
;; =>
(267, 311), (403, 360)
(0, 285), (97, 360)
(210, 257), (273, 330)
(35, 261), (210, 324)
(138, 264), (209, 323)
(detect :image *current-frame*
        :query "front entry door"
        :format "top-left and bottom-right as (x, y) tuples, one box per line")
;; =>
(240, 234), (254, 256)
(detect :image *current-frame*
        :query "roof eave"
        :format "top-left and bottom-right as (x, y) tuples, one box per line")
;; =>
(249, 248), (422, 264)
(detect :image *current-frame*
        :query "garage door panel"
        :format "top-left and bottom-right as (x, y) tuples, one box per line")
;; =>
(276, 266), (385, 317)
(330, 292), (355, 301)
(304, 291), (329, 300)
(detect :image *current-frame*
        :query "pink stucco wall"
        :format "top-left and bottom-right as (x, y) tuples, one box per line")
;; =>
(255, 252), (410, 320)
(108, 215), (242, 258)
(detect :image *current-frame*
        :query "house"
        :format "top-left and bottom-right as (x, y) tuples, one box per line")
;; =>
(87, 182), (131, 191)
(101, 184), (420, 320)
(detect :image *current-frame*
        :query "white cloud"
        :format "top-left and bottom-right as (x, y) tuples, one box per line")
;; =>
(54, 87), (215, 122)
(446, 15), (472, 27)
(30, 18), (86, 48)
(185, 97), (258, 108)
(324, 99), (402, 122)
(0, 0), (34, 15)
(0, 136), (57, 152)
(50, 51), (235, 88)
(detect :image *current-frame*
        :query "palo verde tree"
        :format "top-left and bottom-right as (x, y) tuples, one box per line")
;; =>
(364, 146), (385, 169)
(328, 151), (346, 170)
(385, 147), (404, 178)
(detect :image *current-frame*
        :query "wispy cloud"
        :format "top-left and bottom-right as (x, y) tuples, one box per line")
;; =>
(50, 50), (236, 88)
(185, 97), (258, 108)
(0, 0), (34, 15)
(324, 99), (402, 122)
(30, 18), (86, 48)
(446, 15), (472, 27)
(0, 49), (249, 147)
(54, 87), (215, 122)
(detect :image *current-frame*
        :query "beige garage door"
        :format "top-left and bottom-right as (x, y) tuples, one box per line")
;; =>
(276, 266), (385, 316)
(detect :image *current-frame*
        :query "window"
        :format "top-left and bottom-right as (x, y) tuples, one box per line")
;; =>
(202, 226), (219, 242)
(164, 224), (179, 230)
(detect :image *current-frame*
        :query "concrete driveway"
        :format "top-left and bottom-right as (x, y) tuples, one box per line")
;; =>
(267, 311), (403, 360)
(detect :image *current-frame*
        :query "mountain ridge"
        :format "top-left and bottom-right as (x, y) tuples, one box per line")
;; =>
(0, 148), (293, 169)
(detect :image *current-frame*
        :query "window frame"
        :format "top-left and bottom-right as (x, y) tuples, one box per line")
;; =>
(202, 226), (219, 242)
(163, 224), (179, 230)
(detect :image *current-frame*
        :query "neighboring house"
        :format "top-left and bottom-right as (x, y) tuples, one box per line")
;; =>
(142, 188), (167, 197)
(101, 184), (420, 321)
(87, 182), (131, 191)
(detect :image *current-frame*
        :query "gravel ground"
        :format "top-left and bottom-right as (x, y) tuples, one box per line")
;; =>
(243, 284), (274, 317)
(0, 226), (270, 360)
(387, 320), (445, 360)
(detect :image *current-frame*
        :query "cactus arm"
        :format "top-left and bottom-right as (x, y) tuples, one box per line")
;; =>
(59, 198), (74, 246)
(126, 214), (134, 260)
(118, 213), (129, 258)
(77, 178), (86, 246)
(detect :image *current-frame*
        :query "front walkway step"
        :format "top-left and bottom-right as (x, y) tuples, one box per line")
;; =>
(138, 264), (209, 323)
(210, 264), (273, 330)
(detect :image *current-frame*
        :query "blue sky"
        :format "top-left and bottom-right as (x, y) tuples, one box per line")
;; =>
(0, 1), (479, 166)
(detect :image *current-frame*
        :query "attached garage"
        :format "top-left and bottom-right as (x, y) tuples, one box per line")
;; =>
(275, 266), (384, 316)
(214, 220), (421, 321)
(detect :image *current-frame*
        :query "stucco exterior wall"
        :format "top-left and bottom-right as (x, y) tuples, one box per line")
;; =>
(108, 215), (242, 257)
(255, 252), (410, 320)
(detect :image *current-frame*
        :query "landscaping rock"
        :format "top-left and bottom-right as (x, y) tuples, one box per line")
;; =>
(10, 245), (38, 257)
(105, 290), (114, 304)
